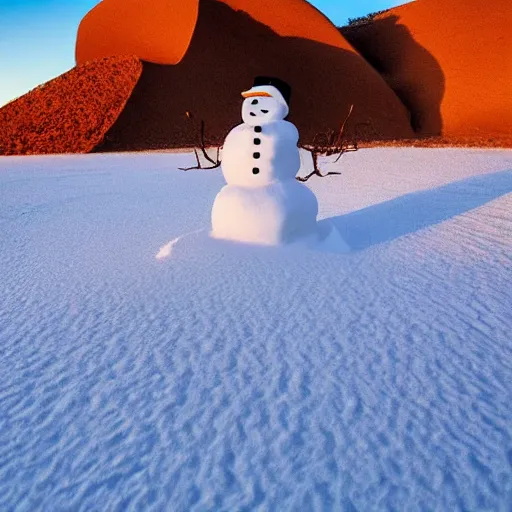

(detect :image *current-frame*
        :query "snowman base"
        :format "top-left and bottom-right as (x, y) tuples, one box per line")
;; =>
(211, 180), (318, 246)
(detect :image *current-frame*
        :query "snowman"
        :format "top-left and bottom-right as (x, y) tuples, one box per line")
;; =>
(211, 76), (319, 245)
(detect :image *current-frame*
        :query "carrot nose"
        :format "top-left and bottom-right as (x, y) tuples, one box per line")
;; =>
(241, 91), (272, 98)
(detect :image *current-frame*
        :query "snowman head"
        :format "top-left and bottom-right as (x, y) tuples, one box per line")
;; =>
(241, 77), (291, 126)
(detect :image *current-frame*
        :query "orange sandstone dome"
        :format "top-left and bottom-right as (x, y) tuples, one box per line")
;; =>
(0, 56), (142, 156)
(77, 0), (414, 150)
(342, 0), (512, 138)
(77, 0), (356, 65)
(217, 0), (352, 49)
(76, 0), (199, 65)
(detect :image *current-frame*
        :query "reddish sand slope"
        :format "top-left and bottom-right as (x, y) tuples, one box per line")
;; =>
(76, 0), (199, 65)
(0, 56), (142, 156)
(342, 0), (512, 138)
(96, 0), (413, 151)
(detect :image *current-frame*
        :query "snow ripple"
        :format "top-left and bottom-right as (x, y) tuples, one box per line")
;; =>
(1, 149), (511, 510)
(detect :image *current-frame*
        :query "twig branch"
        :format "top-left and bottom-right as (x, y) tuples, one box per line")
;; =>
(179, 116), (222, 171)
(199, 120), (219, 166)
(296, 170), (342, 182)
(298, 104), (357, 182)
(334, 103), (354, 149)
(180, 106), (357, 178)
(333, 143), (358, 162)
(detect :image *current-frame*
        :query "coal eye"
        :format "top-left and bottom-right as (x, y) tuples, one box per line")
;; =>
(250, 112), (256, 116)
(261, 109), (269, 114)
(251, 99), (259, 105)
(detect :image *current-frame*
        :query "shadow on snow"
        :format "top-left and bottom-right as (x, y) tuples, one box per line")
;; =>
(322, 169), (512, 251)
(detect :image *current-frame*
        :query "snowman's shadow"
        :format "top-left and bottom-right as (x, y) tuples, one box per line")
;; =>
(321, 169), (512, 252)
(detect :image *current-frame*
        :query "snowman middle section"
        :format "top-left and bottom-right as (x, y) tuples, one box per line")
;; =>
(211, 120), (319, 245)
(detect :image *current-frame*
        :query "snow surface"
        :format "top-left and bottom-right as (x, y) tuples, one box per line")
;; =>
(1, 148), (512, 511)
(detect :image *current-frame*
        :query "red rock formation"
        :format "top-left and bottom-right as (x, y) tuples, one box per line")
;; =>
(342, 0), (512, 139)
(218, 0), (352, 48)
(76, 0), (199, 65)
(94, 0), (414, 151)
(0, 56), (142, 156)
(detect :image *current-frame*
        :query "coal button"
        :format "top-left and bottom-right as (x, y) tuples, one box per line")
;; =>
(252, 168), (260, 175)
(254, 138), (261, 145)
(253, 152), (260, 159)
(254, 126), (262, 133)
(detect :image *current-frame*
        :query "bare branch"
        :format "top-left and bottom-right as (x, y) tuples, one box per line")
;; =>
(179, 116), (221, 171)
(334, 104), (354, 149)
(298, 104), (357, 181)
(296, 170), (341, 182)
(333, 142), (358, 163)
(181, 106), (357, 179)
(199, 120), (219, 166)
(179, 148), (200, 171)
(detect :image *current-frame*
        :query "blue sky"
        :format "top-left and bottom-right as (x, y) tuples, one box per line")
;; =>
(0, 0), (409, 107)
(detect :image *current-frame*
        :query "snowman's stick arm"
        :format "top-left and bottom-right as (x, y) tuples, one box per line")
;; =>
(199, 120), (219, 166)
(296, 150), (342, 182)
(333, 143), (358, 163)
(296, 169), (341, 183)
(298, 104), (357, 181)
(178, 120), (221, 171)
(334, 104), (354, 149)
(178, 148), (201, 171)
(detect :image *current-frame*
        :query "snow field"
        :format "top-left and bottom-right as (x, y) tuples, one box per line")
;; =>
(0, 148), (511, 510)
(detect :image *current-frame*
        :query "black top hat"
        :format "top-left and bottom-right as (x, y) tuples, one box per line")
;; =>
(252, 76), (292, 106)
